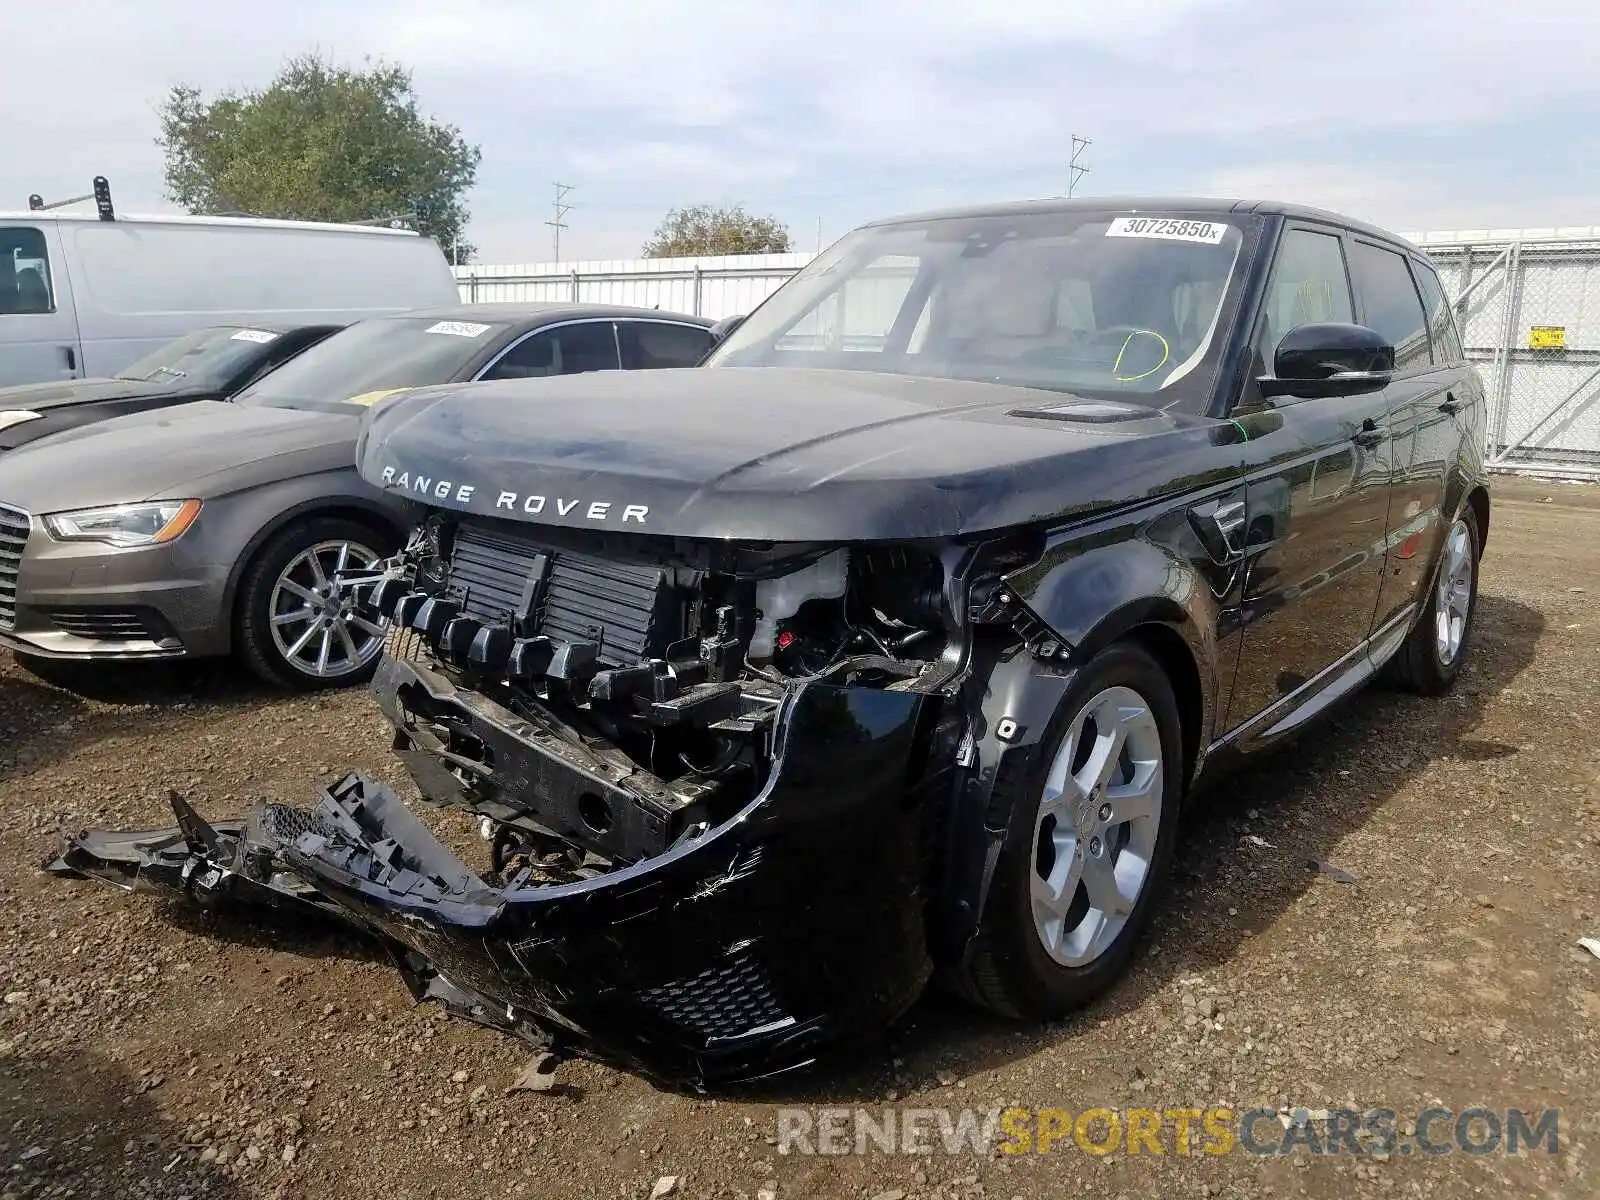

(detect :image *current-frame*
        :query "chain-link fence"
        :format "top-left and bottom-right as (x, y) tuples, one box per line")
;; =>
(458, 234), (1600, 478)
(1425, 233), (1600, 477)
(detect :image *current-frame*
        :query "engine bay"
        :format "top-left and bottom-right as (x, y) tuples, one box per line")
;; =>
(353, 514), (960, 876)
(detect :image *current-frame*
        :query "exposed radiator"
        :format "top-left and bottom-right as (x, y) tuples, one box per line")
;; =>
(447, 521), (672, 666)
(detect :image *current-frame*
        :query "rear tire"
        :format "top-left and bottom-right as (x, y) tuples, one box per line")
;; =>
(234, 517), (393, 690)
(951, 641), (1183, 1020)
(1389, 508), (1480, 695)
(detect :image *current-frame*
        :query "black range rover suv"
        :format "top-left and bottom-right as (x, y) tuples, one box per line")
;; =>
(55, 198), (1489, 1090)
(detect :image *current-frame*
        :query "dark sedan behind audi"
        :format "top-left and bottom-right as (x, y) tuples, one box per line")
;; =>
(0, 323), (342, 451)
(0, 303), (713, 687)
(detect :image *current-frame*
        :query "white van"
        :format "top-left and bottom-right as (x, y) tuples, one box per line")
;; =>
(0, 180), (462, 386)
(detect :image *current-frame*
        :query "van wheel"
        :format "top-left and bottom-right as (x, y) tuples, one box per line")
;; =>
(952, 642), (1183, 1019)
(1389, 508), (1480, 695)
(235, 517), (392, 690)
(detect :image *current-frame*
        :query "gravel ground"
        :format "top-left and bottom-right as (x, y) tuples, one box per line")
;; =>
(1, 476), (1597, 1200)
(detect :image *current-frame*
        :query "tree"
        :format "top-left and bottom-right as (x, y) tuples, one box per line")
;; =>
(156, 54), (482, 260)
(642, 204), (792, 258)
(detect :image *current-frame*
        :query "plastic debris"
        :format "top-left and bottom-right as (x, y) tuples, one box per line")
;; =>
(1308, 860), (1358, 885)
(1578, 936), (1600, 961)
(508, 1051), (561, 1094)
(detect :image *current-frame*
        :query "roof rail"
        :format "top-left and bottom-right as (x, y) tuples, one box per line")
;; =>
(27, 176), (115, 221)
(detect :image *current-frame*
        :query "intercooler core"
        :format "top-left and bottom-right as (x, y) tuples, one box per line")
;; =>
(447, 520), (679, 665)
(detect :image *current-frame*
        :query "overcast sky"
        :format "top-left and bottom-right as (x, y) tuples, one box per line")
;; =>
(4, 1), (1594, 264)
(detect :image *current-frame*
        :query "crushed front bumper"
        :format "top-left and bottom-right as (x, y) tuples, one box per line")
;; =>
(48, 677), (942, 1090)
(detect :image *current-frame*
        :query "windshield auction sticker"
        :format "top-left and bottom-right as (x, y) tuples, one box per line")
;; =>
(1105, 217), (1230, 245)
(424, 320), (492, 338)
(230, 329), (279, 344)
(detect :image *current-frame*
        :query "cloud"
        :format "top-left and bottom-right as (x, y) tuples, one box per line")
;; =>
(3, 0), (1598, 262)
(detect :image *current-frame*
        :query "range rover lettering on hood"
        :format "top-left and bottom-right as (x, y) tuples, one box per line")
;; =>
(378, 464), (649, 524)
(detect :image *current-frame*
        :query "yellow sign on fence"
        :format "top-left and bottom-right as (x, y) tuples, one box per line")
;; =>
(1529, 325), (1566, 350)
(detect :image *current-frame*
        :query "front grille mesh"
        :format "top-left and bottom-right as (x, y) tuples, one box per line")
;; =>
(638, 953), (789, 1041)
(0, 503), (28, 633)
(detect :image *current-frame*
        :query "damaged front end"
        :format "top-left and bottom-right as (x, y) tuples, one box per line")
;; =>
(52, 511), (1043, 1089)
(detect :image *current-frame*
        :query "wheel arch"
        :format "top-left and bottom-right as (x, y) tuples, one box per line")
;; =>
(220, 495), (409, 647)
(1465, 483), (1490, 552)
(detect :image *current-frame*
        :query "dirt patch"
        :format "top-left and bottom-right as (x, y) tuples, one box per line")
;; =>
(1, 476), (1596, 1199)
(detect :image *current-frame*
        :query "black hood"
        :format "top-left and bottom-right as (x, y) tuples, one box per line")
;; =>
(0, 376), (189, 412)
(355, 368), (1231, 541)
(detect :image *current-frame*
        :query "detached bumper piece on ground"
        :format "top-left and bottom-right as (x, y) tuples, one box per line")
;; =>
(46, 679), (934, 1092)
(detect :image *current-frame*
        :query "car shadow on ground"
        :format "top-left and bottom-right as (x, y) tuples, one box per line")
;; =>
(758, 592), (1545, 1103)
(0, 1048), (253, 1197)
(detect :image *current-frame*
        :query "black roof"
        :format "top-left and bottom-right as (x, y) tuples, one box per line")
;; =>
(391, 301), (713, 326)
(864, 196), (1420, 254)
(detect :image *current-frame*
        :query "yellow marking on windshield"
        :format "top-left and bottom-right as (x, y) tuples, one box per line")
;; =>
(1112, 329), (1171, 382)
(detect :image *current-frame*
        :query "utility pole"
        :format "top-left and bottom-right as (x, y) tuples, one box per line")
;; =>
(547, 182), (575, 262)
(816, 216), (823, 255)
(1067, 135), (1092, 199)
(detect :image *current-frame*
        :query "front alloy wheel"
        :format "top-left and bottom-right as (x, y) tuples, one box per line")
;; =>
(951, 641), (1182, 1020)
(267, 539), (387, 681)
(1030, 686), (1165, 967)
(236, 516), (396, 690)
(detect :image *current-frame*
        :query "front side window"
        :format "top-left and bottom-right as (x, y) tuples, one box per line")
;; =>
(706, 211), (1260, 410)
(232, 317), (507, 412)
(482, 322), (621, 380)
(0, 227), (54, 315)
(1258, 228), (1354, 367)
(1348, 241), (1432, 371)
(1413, 262), (1464, 362)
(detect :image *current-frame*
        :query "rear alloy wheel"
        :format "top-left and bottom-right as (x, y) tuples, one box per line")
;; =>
(236, 518), (392, 689)
(952, 641), (1183, 1020)
(1389, 507), (1480, 695)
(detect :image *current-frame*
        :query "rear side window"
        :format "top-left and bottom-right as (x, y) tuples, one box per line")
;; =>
(1258, 229), (1353, 366)
(482, 322), (621, 380)
(1348, 241), (1431, 371)
(0, 226), (55, 315)
(1413, 263), (1464, 362)
(619, 321), (713, 368)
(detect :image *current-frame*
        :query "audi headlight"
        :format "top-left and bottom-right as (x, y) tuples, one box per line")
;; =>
(0, 410), (43, 434)
(43, 499), (203, 548)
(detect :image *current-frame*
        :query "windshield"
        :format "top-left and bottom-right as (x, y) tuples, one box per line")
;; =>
(232, 317), (507, 413)
(706, 210), (1259, 408)
(115, 326), (286, 390)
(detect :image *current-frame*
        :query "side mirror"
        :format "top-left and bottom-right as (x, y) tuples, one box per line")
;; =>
(1259, 322), (1395, 399)
(708, 314), (746, 345)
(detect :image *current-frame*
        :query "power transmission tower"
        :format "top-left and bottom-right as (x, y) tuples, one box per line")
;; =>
(1067, 136), (1092, 199)
(547, 182), (575, 261)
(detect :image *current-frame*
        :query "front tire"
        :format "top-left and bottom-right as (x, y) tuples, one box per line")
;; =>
(235, 517), (392, 690)
(1389, 508), (1480, 695)
(953, 641), (1183, 1019)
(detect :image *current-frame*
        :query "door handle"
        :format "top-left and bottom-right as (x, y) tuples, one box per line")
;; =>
(1351, 419), (1385, 448)
(61, 345), (76, 373)
(1438, 392), (1462, 415)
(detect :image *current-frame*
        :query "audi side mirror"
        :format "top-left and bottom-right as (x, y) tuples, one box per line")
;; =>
(1259, 322), (1395, 399)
